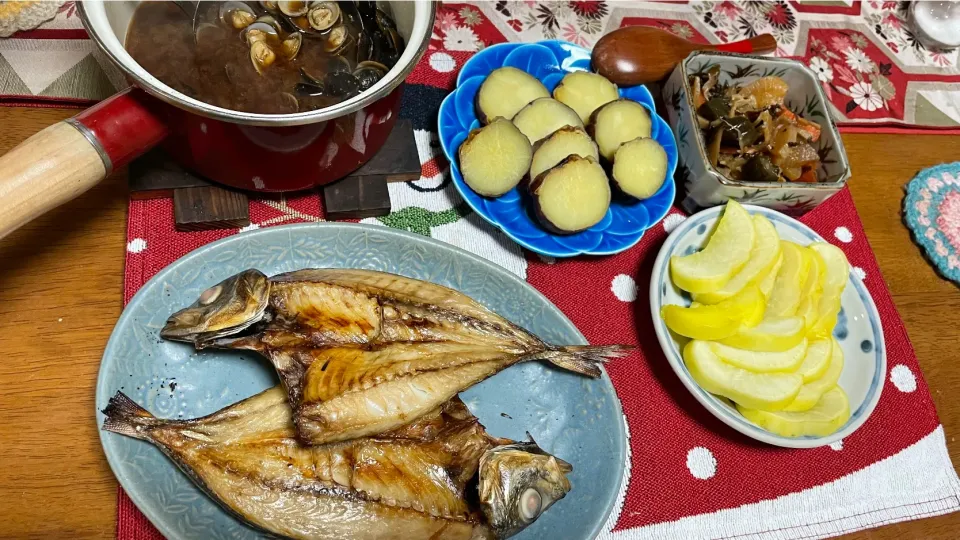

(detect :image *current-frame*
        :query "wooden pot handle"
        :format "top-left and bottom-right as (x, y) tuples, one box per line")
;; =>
(0, 121), (110, 240)
(0, 88), (169, 241)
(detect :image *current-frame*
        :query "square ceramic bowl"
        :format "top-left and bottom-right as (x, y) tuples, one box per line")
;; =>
(649, 205), (884, 448)
(661, 51), (851, 215)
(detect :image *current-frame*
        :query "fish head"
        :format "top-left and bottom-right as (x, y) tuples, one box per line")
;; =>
(161, 269), (270, 343)
(477, 436), (573, 538)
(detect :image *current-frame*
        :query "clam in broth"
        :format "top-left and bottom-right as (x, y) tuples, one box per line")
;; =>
(124, 1), (404, 114)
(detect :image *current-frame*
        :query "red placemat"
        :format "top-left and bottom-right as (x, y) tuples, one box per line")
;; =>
(118, 188), (960, 540)
(100, 3), (959, 539)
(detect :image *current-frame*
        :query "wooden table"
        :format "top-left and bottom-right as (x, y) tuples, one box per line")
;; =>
(0, 106), (958, 539)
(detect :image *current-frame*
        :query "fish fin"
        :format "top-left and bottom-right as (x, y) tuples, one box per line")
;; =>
(535, 344), (633, 378)
(101, 392), (158, 440)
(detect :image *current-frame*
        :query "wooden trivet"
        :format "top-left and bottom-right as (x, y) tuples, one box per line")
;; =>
(173, 186), (250, 232)
(323, 175), (391, 220)
(128, 119), (420, 229)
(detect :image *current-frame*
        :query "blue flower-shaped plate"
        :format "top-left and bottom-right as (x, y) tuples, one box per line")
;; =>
(438, 40), (678, 257)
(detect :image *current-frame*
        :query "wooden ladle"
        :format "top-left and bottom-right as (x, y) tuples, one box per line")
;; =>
(591, 26), (778, 86)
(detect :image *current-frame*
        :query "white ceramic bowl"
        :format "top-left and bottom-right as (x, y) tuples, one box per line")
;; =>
(650, 205), (885, 448)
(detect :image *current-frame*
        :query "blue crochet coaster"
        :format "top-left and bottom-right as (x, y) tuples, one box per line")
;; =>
(904, 162), (960, 284)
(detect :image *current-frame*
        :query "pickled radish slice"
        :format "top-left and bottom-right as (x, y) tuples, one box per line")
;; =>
(670, 200), (755, 294)
(684, 340), (803, 411)
(738, 386), (850, 437)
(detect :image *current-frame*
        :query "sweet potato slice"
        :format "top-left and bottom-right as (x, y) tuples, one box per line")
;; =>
(612, 137), (668, 200)
(552, 71), (619, 124)
(476, 67), (550, 124)
(530, 126), (599, 181)
(458, 118), (532, 197)
(592, 99), (652, 161)
(511, 98), (584, 144)
(529, 155), (610, 234)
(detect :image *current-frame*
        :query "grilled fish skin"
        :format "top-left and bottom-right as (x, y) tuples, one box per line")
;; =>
(102, 387), (499, 540)
(102, 388), (574, 539)
(161, 269), (631, 444)
(217, 340), (624, 445)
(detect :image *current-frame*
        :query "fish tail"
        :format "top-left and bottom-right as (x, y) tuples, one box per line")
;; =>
(101, 392), (159, 440)
(528, 344), (632, 378)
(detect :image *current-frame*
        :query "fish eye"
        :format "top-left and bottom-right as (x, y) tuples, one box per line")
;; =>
(199, 285), (223, 305)
(518, 488), (542, 522)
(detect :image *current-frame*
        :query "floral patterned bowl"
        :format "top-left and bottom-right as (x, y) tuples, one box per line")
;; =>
(438, 40), (678, 258)
(650, 205), (885, 448)
(662, 51), (851, 214)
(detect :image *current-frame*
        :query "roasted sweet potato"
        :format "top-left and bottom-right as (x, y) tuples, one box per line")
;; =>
(530, 126), (599, 181)
(511, 98), (584, 144)
(529, 155), (610, 234)
(476, 67), (550, 124)
(591, 99), (652, 161)
(611, 138), (668, 200)
(459, 118), (532, 197)
(552, 71), (619, 124)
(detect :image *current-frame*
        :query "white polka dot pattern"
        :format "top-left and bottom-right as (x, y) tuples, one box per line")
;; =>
(834, 226), (853, 243)
(126, 238), (147, 253)
(890, 364), (917, 393)
(610, 274), (637, 302)
(429, 52), (456, 73)
(686, 447), (716, 479)
(663, 214), (687, 233)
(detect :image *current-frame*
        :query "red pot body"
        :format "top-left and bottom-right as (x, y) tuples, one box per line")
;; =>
(75, 85), (403, 192)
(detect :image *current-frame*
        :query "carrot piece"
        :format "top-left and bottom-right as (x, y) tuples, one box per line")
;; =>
(778, 108), (821, 142)
(796, 168), (818, 183)
(797, 117), (822, 142)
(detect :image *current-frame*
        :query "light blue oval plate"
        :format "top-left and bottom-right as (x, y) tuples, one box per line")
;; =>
(650, 206), (885, 448)
(96, 223), (625, 539)
(438, 40), (678, 258)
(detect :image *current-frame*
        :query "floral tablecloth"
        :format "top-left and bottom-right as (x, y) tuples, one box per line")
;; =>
(3, 1), (960, 128)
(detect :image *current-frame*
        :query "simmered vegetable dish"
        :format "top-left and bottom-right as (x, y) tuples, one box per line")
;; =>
(690, 68), (823, 184)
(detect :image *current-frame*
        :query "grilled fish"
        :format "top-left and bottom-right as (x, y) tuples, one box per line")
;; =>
(102, 387), (572, 540)
(479, 440), (573, 539)
(162, 269), (630, 444)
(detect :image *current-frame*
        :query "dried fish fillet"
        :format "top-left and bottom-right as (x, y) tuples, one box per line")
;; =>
(162, 269), (630, 445)
(102, 388), (572, 539)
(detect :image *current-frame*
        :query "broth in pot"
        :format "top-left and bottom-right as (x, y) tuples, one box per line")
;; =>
(125, 1), (404, 114)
